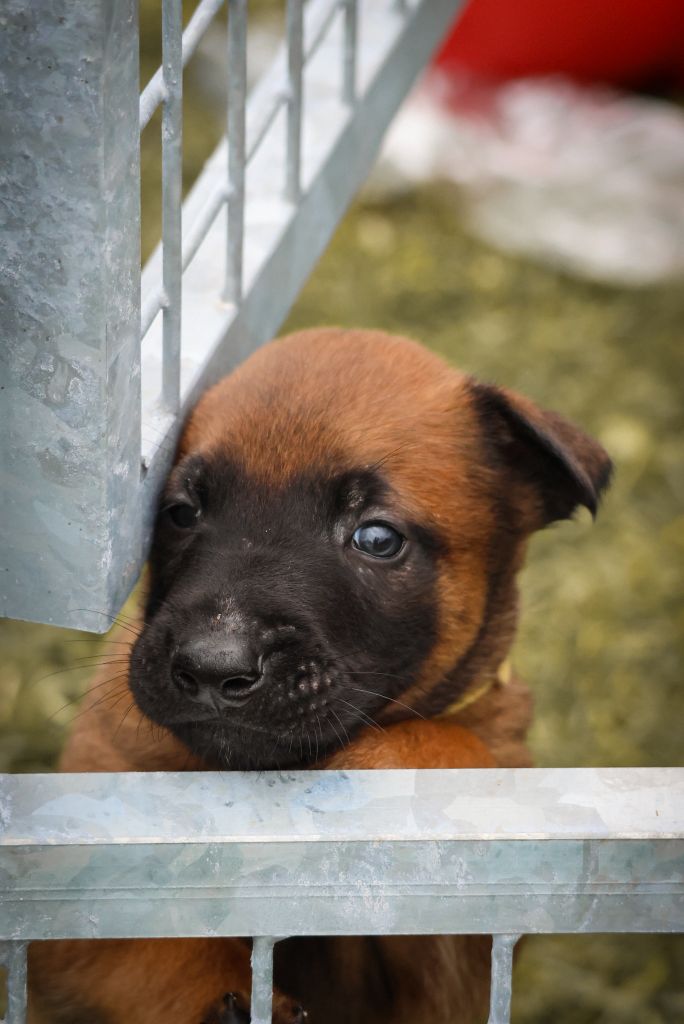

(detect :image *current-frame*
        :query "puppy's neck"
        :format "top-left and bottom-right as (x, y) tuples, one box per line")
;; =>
(439, 597), (534, 769)
(380, 565), (521, 724)
(438, 657), (513, 719)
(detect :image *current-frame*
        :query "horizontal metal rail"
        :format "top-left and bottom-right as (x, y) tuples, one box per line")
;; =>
(1, 768), (683, 1023)
(305, 0), (345, 63)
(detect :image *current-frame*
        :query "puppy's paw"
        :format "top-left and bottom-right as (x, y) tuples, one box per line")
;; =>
(201, 991), (307, 1024)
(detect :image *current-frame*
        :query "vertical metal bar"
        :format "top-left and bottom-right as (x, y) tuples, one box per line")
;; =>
(140, 0), (226, 130)
(161, 0), (184, 413)
(2, 942), (28, 1024)
(1, 0), (141, 632)
(342, 0), (358, 105)
(250, 937), (276, 1024)
(487, 935), (520, 1024)
(225, 0), (248, 303)
(285, 0), (304, 202)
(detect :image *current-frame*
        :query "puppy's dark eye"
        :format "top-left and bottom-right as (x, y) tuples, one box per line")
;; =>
(166, 503), (200, 529)
(352, 522), (404, 558)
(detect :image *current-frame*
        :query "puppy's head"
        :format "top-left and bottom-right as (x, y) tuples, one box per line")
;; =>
(129, 329), (611, 768)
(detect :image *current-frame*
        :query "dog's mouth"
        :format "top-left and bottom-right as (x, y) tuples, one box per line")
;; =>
(160, 703), (355, 769)
(129, 645), (386, 769)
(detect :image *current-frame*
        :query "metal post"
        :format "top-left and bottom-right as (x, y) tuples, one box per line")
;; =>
(1, 941), (28, 1024)
(225, 0), (248, 303)
(161, 0), (183, 414)
(487, 935), (520, 1024)
(0, 0), (141, 632)
(342, 0), (358, 105)
(251, 937), (276, 1024)
(285, 0), (304, 202)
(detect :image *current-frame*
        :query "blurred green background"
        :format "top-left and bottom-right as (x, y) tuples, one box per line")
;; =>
(1, 2), (682, 1022)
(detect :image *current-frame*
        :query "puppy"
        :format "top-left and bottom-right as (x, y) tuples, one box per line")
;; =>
(28, 328), (611, 1024)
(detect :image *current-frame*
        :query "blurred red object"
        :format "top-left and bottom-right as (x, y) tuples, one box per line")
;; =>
(435, 0), (684, 88)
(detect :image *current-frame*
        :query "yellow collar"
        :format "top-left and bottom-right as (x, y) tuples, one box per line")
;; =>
(438, 659), (512, 718)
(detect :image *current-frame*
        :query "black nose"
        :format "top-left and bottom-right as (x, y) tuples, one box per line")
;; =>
(171, 635), (264, 709)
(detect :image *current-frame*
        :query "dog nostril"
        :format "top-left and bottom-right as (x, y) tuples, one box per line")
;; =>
(172, 636), (266, 704)
(173, 669), (199, 696)
(220, 673), (260, 695)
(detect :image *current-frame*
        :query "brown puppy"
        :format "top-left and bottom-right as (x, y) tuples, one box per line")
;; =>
(29, 329), (611, 1024)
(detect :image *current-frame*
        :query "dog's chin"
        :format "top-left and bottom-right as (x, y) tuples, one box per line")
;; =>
(166, 717), (340, 770)
(128, 652), (376, 769)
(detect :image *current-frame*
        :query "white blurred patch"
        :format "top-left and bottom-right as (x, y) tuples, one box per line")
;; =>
(369, 73), (684, 286)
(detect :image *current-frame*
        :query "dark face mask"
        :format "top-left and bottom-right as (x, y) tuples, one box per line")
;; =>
(128, 456), (440, 770)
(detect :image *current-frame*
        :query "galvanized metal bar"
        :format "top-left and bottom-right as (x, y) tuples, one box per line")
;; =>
(140, 0), (226, 131)
(2, 769), (683, 942)
(251, 937), (276, 1024)
(142, 189), (230, 343)
(225, 0), (248, 304)
(304, 0), (342, 64)
(246, 93), (288, 165)
(487, 935), (520, 1024)
(8, 766), (682, 845)
(0, 0), (142, 632)
(182, 187), (230, 273)
(161, 0), (184, 414)
(141, 288), (168, 341)
(0, 942), (28, 1024)
(285, 0), (305, 202)
(342, 0), (358, 105)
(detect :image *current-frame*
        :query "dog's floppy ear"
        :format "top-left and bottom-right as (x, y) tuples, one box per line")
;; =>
(470, 380), (613, 529)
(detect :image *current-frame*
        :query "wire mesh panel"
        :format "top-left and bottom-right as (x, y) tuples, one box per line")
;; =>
(1, 768), (683, 1024)
(1, 0), (464, 632)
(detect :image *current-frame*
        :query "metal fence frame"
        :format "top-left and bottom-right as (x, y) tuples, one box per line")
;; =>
(2, 767), (683, 1024)
(1, 0), (464, 632)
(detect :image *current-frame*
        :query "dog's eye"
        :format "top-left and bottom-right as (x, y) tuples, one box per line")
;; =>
(352, 522), (404, 558)
(166, 503), (200, 529)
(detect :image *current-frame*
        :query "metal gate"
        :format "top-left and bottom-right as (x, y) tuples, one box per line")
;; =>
(2, 767), (683, 1024)
(1, 0), (463, 632)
